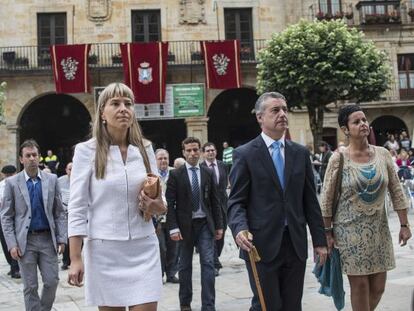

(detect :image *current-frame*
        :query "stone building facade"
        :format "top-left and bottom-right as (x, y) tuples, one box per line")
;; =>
(0, 0), (413, 169)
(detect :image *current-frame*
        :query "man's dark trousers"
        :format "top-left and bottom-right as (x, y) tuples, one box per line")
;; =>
(159, 222), (179, 279)
(247, 229), (306, 311)
(214, 214), (226, 270)
(179, 218), (215, 311)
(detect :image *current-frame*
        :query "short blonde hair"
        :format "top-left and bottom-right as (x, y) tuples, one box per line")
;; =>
(93, 82), (150, 179)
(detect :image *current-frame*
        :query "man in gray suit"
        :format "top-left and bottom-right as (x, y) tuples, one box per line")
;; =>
(1, 139), (67, 311)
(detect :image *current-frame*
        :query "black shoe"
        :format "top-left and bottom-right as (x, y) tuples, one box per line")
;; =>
(180, 305), (192, 311)
(11, 271), (21, 279)
(61, 264), (69, 270)
(215, 268), (220, 277)
(166, 276), (179, 283)
(216, 261), (223, 269)
(7, 270), (11, 276)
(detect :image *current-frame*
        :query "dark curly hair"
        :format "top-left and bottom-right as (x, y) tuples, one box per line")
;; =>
(338, 105), (363, 128)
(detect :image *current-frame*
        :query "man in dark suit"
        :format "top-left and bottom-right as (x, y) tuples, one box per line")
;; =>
(166, 137), (223, 311)
(227, 92), (328, 311)
(201, 142), (228, 276)
(317, 141), (333, 183)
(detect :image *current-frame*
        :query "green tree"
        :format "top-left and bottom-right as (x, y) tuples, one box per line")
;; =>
(0, 81), (6, 124)
(257, 20), (390, 147)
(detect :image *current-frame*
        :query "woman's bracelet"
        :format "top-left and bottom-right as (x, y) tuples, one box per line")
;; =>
(324, 227), (333, 232)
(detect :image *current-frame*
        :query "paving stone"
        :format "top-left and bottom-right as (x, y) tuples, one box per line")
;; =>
(0, 213), (412, 310)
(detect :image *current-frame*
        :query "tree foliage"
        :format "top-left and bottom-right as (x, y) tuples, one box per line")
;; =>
(256, 20), (390, 145)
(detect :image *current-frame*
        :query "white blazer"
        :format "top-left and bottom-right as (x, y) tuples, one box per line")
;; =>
(68, 138), (158, 240)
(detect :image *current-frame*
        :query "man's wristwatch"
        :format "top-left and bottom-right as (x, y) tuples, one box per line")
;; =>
(401, 224), (410, 228)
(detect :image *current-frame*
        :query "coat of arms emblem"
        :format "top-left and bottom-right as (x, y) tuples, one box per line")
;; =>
(212, 54), (230, 76)
(60, 57), (79, 80)
(138, 62), (153, 85)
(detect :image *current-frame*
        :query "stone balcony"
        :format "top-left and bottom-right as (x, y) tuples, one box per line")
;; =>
(0, 40), (266, 72)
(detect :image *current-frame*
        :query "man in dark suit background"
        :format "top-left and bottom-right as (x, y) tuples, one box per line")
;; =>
(201, 142), (228, 276)
(166, 137), (223, 311)
(227, 92), (328, 311)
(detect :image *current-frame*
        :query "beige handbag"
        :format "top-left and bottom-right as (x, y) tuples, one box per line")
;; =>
(143, 173), (161, 199)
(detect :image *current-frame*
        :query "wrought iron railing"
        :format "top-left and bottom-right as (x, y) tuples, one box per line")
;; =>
(0, 40), (267, 71)
(356, 0), (401, 25)
(308, 2), (355, 21)
(307, 1), (412, 25)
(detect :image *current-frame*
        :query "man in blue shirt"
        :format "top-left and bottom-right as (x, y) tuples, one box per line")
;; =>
(1, 139), (67, 311)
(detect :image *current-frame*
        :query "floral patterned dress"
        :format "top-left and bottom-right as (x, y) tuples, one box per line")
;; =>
(321, 146), (408, 275)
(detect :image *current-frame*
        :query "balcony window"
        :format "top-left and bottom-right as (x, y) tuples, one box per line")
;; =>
(319, 0), (342, 15)
(224, 8), (254, 60)
(356, 1), (401, 24)
(37, 13), (67, 66)
(131, 10), (161, 42)
(398, 54), (414, 100)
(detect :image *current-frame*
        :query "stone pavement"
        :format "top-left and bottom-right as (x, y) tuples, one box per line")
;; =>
(0, 212), (413, 311)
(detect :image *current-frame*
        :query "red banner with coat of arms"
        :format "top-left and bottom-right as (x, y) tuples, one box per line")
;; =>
(50, 44), (91, 93)
(201, 40), (242, 89)
(120, 42), (168, 103)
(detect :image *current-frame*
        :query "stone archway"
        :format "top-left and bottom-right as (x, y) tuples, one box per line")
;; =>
(207, 88), (259, 158)
(371, 115), (407, 146)
(139, 119), (187, 165)
(19, 93), (91, 175)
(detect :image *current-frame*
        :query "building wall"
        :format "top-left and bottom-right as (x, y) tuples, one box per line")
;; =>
(0, 0), (285, 46)
(1, 0), (414, 168)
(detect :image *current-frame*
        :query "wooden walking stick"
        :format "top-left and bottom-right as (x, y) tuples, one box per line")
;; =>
(243, 231), (267, 311)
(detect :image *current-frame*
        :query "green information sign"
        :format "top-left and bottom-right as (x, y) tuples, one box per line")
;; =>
(173, 84), (205, 117)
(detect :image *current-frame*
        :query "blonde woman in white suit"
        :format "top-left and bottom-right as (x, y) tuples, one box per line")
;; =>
(67, 83), (166, 311)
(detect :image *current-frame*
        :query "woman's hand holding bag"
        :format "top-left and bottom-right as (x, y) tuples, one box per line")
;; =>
(139, 173), (167, 221)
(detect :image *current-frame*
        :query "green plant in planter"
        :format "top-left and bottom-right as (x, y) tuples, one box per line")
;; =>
(15, 57), (29, 66)
(365, 14), (378, 24)
(38, 53), (51, 66)
(88, 54), (98, 64)
(191, 51), (202, 61)
(389, 11), (400, 22)
(168, 52), (176, 62)
(333, 11), (344, 19)
(345, 11), (354, 19)
(112, 54), (122, 64)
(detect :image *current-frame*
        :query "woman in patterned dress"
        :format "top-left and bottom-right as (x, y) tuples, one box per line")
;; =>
(321, 105), (411, 311)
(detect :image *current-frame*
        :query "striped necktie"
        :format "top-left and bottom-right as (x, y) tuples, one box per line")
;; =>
(190, 167), (200, 212)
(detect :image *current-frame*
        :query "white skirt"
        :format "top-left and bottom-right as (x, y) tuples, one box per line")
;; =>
(84, 233), (162, 306)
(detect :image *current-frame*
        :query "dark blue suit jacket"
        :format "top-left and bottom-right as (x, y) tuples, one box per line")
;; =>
(166, 164), (223, 241)
(227, 135), (326, 262)
(200, 160), (228, 224)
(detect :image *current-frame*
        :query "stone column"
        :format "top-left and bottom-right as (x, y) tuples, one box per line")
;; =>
(0, 124), (20, 168)
(185, 117), (209, 144)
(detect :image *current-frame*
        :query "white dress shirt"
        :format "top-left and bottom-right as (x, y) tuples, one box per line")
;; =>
(261, 132), (285, 160)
